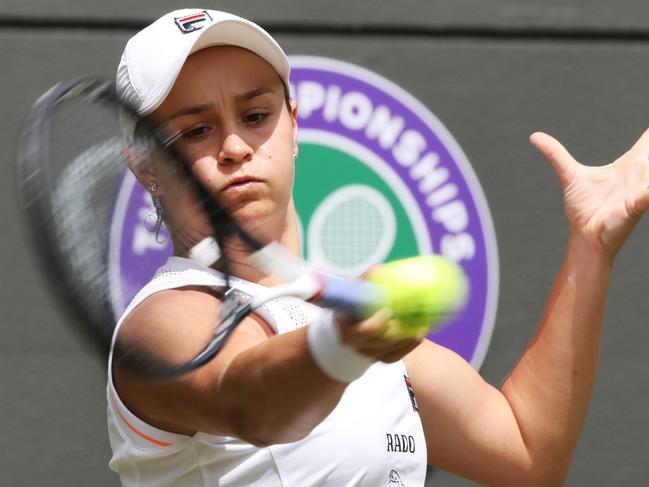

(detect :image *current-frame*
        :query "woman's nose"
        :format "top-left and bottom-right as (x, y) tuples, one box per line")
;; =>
(218, 132), (253, 165)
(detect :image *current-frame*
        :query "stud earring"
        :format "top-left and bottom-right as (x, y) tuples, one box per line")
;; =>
(148, 181), (158, 193)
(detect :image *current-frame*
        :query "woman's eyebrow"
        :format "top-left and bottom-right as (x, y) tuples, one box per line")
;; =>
(235, 86), (276, 103)
(167, 103), (213, 120)
(165, 87), (277, 120)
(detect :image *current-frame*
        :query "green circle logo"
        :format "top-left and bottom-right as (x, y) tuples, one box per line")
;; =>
(295, 134), (428, 276)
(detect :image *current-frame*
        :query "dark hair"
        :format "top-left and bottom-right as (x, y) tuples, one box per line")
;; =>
(282, 81), (292, 113)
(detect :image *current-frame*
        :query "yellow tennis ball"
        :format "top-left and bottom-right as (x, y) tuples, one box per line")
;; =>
(366, 255), (469, 338)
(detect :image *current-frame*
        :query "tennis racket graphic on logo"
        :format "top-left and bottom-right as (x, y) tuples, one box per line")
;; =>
(307, 185), (397, 277)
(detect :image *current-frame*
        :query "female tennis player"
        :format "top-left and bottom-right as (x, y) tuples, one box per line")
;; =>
(107, 8), (649, 487)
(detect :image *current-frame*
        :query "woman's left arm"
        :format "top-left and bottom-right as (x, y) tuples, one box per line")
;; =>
(404, 129), (649, 487)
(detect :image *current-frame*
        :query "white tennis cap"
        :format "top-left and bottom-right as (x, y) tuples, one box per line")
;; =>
(117, 9), (290, 115)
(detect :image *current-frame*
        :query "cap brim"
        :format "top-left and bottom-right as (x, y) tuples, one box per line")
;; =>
(140, 18), (290, 115)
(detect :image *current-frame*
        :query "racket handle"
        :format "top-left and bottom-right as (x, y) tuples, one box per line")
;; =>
(313, 273), (386, 319)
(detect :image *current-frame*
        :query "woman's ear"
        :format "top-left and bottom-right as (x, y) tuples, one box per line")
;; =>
(121, 144), (160, 194)
(290, 99), (299, 159)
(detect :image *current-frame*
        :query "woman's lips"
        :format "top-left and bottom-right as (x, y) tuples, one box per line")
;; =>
(221, 176), (264, 194)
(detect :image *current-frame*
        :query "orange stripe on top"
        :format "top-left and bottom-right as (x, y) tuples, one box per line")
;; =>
(112, 400), (172, 447)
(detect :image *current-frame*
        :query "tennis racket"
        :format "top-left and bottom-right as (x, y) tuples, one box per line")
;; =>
(17, 77), (468, 377)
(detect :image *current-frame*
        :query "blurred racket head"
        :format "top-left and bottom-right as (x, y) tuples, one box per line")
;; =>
(17, 79), (127, 354)
(16, 78), (256, 361)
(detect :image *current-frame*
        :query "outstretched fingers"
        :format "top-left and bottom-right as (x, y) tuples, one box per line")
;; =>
(529, 131), (579, 188)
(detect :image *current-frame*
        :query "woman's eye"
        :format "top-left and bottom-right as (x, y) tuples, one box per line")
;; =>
(184, 126), (210, 139)
(243, 112), (269, 125)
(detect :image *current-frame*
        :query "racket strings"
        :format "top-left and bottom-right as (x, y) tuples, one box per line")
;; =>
(44, 100), (129, 339)
(22, 78), (270, 371)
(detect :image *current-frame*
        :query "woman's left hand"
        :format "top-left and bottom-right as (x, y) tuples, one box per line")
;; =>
(531, 129), (649, 260)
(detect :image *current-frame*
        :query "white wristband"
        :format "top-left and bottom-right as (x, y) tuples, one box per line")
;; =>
(307, 310), (374, 383)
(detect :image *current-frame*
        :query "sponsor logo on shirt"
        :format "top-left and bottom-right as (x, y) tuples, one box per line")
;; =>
(386, 433), (416, 453)
(388, 469), (406, 486)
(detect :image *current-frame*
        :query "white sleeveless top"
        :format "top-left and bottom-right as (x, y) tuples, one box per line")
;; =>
(107, 257), (427, 486)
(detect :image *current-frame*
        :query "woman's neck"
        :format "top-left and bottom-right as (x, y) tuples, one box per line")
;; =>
(178, 201), (301, 285)
(218, 219), (301, 285)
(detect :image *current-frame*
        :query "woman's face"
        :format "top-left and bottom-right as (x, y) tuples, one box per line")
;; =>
(151, 46), (298, 245)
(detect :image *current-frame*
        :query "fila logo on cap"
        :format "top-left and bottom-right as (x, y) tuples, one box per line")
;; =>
(174, 10), (212, 34)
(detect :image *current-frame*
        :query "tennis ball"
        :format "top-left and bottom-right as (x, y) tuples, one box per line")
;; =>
(365, 255), (469, 338)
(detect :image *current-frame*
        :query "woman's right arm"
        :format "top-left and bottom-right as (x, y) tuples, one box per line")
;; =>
(112, 286), (417, 446)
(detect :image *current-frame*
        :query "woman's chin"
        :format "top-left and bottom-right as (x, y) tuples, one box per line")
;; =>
(229, 203), (283, 236)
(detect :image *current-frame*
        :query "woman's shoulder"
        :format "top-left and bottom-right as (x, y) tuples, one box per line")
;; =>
(112, 257), (227, 358)
(130, 283), (221, 319)
(116, 283), (223, 360)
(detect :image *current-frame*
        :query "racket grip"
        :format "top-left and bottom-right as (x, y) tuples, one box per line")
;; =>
(314, 274), (386, 320)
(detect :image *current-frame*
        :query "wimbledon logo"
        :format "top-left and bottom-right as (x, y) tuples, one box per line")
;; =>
(108, 56), (499, 368)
